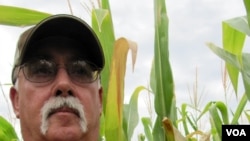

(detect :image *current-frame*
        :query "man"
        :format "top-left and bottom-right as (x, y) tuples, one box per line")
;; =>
(9, 14), (104, 141)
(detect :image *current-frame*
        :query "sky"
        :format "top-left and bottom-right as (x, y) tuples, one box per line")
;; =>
(0, 0), (249, 140)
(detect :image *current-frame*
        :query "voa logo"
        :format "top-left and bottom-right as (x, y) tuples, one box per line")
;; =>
(226, 129), (246, 136)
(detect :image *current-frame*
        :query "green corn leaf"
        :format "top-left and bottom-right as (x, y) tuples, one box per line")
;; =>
(152, 0), (176, 140)
(210, 117), (221, 141)
(180, 103), (198, 135)
(0, 5), (51, 26)
(243, 0), (250, 28)
(101, 0), (111, 10)
(241, 54), (250, 100)
(197, 102), (219, 122)
(207, 43), (250, 100)
(152, 0), (174, 118)
(207, 43), (241, 70)
(0, 116), (18, 141)
(202, 101), (228, 139)
(222, 17), (246, 95)
(92, 8), (115, 112)
(92, 2), (116, 111)
(207, 42), (241, 97)
(180, 104), (189, 135)
(223, 16), (250, 36)
(214, 101), (229, 124)
(141, 117), (153, 141)
(244, 110), (250, 122)
(231, 93), (248, 124)
(154, 116), (170, 141)
(209, 103), (223, 139)
(204, 101), (229, 139)
(186, 114), (198, 131)
(123, 86), (147, 140)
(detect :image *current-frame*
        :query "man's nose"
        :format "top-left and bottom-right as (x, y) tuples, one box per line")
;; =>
(53, 68), (74, 97)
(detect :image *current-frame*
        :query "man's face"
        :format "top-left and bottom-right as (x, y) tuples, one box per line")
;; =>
(10, 37), (103, 141)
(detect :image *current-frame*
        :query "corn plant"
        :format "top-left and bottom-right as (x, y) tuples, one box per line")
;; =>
(204, 0), (250, 140)
(172, 0), (250, 140)
(0, 116), (18, 141)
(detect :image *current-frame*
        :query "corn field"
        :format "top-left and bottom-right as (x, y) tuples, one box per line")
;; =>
(0, 0), (250, 141)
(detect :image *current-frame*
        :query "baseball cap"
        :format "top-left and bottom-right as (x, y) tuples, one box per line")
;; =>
(11, 14), (105, 84)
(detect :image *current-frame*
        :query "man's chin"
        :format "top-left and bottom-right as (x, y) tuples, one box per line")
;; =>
(44, 126), (84, 141)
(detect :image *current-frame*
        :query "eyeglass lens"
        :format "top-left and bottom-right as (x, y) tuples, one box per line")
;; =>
(21, 59), (99, 83)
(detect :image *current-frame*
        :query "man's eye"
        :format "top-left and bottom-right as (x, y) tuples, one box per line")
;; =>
(28, 60), (54, 76)
(70, 61), (93, 76)
(32, 66), (52, 75)
(71, 66), (89, 75)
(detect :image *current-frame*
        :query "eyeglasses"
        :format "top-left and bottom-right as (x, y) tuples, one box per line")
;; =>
(18, 59), (100, 83)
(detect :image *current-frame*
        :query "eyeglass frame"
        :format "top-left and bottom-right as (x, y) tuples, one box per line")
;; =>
(14, 58), (101, 84)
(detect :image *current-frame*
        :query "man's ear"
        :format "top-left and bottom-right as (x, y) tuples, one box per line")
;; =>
(9, 86), (20, 118)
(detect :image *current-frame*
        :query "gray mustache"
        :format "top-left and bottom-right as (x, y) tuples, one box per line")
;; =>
(40, 97), (88, 135)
